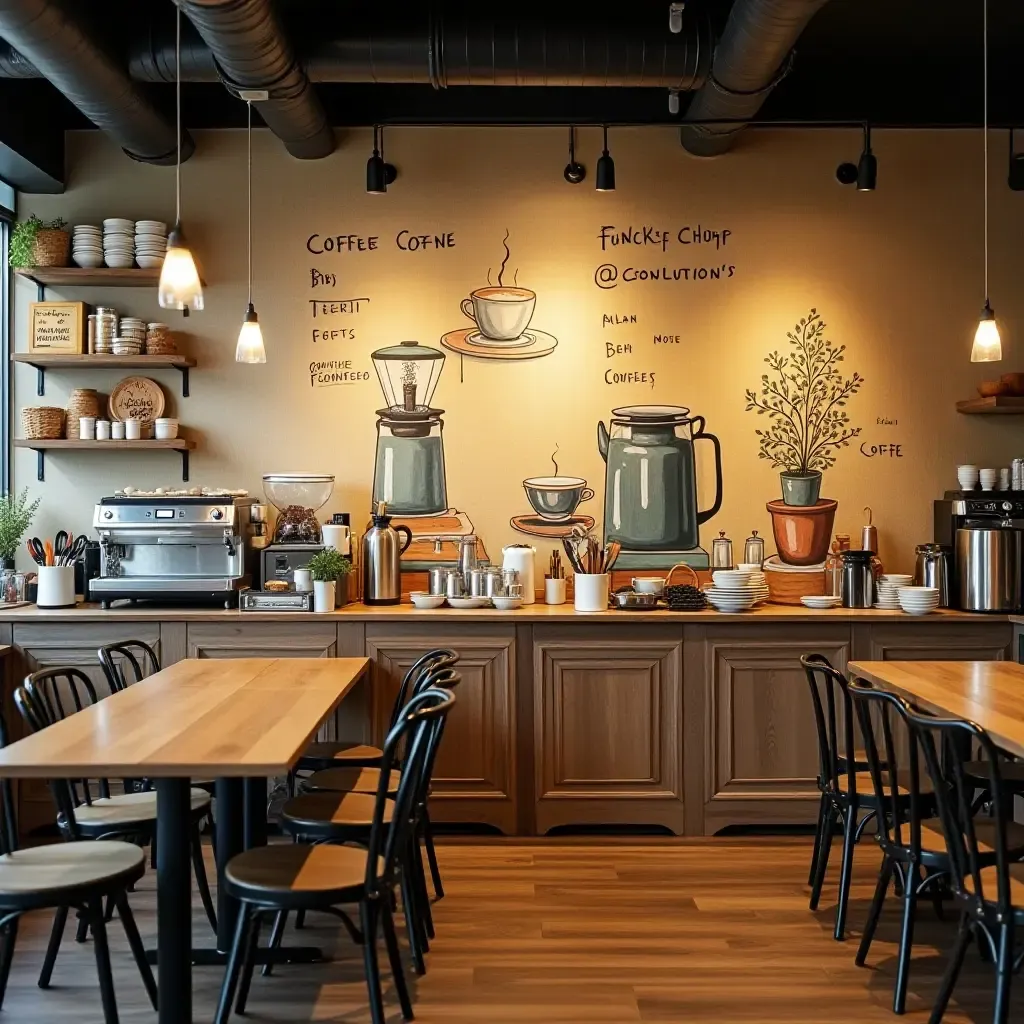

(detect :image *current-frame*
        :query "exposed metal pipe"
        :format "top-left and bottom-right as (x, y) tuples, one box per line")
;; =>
(129, 6), (712, 90)
(0, 0), (191, 164)
(681, 0), (829, 156)
(174, 0), (335, 160)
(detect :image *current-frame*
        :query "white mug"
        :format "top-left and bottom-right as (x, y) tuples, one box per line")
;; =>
(125, 418), (142, 440)
(574, 572), (610, 612)
(545, 577), (567, 605)
(293, 568), (312, 592)
(95, 419), (111, 441)
(111, 421), (125, 440)
(957, 464), (980, 490)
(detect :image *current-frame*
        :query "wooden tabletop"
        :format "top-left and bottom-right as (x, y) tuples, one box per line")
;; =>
(0, 657), (369, 778)
(848, 660), (1024, 759)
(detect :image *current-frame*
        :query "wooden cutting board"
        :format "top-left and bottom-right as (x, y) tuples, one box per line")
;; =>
(108, 376), (165, 422)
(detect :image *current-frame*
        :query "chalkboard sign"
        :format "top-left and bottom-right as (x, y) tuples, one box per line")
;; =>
(29, 301), (85, 354)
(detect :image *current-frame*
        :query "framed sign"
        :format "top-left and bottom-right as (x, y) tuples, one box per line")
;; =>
(28, 301), (86, 354)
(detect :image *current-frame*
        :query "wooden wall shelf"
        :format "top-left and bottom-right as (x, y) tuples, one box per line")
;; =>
(14, 266), (160, 289)
(956, 396), (1024, 414)
(13, 353), (196, 397)
(14, 438), (195, 482)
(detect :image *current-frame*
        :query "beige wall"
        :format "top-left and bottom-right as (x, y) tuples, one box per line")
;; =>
(11, 126), (1024, 573)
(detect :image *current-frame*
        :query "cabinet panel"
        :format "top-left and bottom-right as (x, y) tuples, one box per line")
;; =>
(365, 625), (516, 834)
(185, 622), (337, 659)
(533, 627), (684, 835)
(855, 621), (1012, 662)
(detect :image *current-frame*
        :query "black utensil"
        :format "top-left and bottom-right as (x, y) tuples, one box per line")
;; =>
(27, 537), (45, 566)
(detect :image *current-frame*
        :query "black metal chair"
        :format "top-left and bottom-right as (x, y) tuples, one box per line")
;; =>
(0, 705), (157, 1022)
(801, 653), (899, 940)
(97, 639), (161, 694)
(907, 706), (1024, 1024)
(15, 667), (219, 933)
(212, 687), (456, 1024)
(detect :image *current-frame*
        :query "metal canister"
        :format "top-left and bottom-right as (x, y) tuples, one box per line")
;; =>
(861, 507), (879, 554)
(742, 530), (765, 567)
(711, 530), (733, 569)
(468, 568), (492, 598)
(428, 567), (448, 596)
(444, 570), (464, 599)
(1014, 458), (1024, 491)
(500, 567), (520, 595)
(484, 567), (505, 598)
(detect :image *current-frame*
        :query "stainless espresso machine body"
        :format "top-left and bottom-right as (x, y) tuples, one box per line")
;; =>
(934, 492), (1024, 611)
(92, 496), (257, 607)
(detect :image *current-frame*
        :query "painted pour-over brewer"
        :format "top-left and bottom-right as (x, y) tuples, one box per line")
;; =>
(597, 405), (723, 569)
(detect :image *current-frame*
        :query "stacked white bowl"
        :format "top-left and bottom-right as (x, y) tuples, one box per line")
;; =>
(112, 316), (147, 355)
(705, 569), (759, 612)
(103, 219), (135, 268)
(736, 563), (770, 604)
(72, 224), (103, 267)
(898, 586), (941, 616)
(875, 573), (912, 610)
(134, 220), (168, 269)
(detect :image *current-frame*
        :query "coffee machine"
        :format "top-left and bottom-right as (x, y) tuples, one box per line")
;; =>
(934, 490), (1024, 611)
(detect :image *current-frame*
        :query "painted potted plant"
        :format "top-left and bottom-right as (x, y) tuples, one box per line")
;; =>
(745, 309), (864, 565)
(0, 488), (41, 570)
(9, 215), (69, 268)
(306, 548), (351, 612)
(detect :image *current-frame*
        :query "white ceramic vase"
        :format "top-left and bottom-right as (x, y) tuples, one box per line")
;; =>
(313, 579), (335, 613)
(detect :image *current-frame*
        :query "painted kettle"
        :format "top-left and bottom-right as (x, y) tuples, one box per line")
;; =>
(597, 405), (723, 552)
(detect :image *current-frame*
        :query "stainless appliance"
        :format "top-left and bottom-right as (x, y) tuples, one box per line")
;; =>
(371, 342), (448, 516)
(840, 549), (874, 608)
(914, 543), (951, 607)
(934, 491), (1024, 611)
(92, 495), (256, 607)
(362, 503), (413, 605)
(241, 589), (315, 612)
(597, 405), (722, 569)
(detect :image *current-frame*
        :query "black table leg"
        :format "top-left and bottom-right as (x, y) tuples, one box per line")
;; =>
(215, 778), (244, 955)
(243, 777), (267, 849)
(156, 778), (193, 1024)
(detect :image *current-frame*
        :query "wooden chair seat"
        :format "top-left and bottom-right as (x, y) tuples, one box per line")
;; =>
(73, 787), (211, 829)
(304, 766), (399, 795)
(962, 862), (1024, 908)
(0, 839), (145, 906)
(919, 818), (1024, 858)
(224, 843), (374, 906)
(281, 791), (393, 837)
(298, 742), (384, 772)
(836, 771), (932, 798)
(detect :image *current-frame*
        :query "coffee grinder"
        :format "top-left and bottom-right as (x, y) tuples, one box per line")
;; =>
(259, 473), (333, 587)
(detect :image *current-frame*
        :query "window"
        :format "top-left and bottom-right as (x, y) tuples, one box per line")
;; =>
(0, 183), (10, 495)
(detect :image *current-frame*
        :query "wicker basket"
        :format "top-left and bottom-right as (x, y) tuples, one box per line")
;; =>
(65, 388), (101, 440)
(21, 406), (65, 440)
(31, 229), (71, 268)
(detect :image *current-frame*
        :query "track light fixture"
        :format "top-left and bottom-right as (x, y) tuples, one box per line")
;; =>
(563, 126), (586, 184)
(596, 125), (615, 192)
(366, 125), (397, 194)
(856, 124), (877, 191)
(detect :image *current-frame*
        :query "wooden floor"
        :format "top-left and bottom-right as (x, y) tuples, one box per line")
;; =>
(3, 837), (1021, 1022)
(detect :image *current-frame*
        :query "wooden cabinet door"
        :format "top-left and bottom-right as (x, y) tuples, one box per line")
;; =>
(533, 626), (684, 835)
(185, 621), (338, 659)
(698, 625), (852, 834)
(365, 625), (517, 834)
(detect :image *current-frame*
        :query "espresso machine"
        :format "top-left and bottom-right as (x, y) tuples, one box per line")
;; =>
(91, 494), (257, 607)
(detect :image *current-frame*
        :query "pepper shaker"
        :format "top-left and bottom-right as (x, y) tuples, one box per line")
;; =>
(711, 530), (733, 570)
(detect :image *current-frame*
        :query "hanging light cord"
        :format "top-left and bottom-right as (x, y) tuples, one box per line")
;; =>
(175, 4), (182, 226)
(983, 0), (989, 302)
(247, 99), (253, 307)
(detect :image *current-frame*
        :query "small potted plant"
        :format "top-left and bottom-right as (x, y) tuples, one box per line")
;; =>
(0, 488), (41, 570)
(306, 548), (352, 612)
(10, 215), (70, 268)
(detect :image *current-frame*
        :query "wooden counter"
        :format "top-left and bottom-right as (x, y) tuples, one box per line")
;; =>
(0, 602), (1012, 838)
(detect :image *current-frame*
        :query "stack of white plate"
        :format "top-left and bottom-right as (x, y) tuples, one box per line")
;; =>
(72, 224), (103, 268)
(705, 569), (758, 612)
(103, 219), (135, 268)
(113, 317), (146, 355)
(742, 568), (770, 605)
(801, 595), (843, 609)
(874, 573), (912, 610)
(134, 220), (167, 269)
(898, 586), (940, 616)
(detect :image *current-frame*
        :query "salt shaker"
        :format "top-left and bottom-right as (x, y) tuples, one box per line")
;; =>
(711, 530), (733, 570)
(742, 530), (765, 568)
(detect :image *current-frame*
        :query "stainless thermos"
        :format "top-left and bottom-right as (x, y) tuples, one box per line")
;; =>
(362, 502), (413, 605)
(914, 543), (951, 607)
(840, 549), (875, 608)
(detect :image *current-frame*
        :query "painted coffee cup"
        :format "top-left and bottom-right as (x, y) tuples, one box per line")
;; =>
(461, 286), (536, 341)
(523, 476), (594, 521)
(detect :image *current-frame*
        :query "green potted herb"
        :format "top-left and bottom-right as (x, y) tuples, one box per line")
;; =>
(10, 215), (70, 269)
(0, 488), (41, 569)
(306, 548), (352, 612)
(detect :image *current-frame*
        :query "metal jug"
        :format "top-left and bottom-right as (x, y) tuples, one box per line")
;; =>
(362, 502), (412, 605)
(914, 543), (951, 607)
(597, 405), (722, 552)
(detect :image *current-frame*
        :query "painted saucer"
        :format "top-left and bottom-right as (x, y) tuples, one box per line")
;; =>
(441, 327), (557, 361)
(510, 513), (595, 538)
(467, 330), (535, 349)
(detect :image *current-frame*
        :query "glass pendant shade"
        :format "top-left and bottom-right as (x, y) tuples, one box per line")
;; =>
(236, 304), (266, 363)
(158, 223), (204, 311)
(971, 302), (1002, 362)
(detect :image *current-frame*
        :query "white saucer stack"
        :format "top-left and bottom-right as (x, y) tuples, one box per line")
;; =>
(134, 220), (168, 269)
(705, 569), (761, 612)
(874, 573), (912, 610)
(801, 594), (843, 609)
(103, 219), (135, 268)
(72, 224), (103, 267)
(898, 586), (940, 616)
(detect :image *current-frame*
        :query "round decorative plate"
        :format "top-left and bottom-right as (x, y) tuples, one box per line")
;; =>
(108, 376), (165, 423)
(441, 327), (557, 360)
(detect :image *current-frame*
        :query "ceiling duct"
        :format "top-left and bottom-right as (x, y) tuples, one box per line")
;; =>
(0, 0), (190, 164)
(129, 5), (712, 90)
(173, 0), (335, 160)
(681, 0), (829, 156)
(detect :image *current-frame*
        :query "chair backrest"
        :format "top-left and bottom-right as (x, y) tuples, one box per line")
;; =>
(849, 679), (929, 853)
(98, 639), (161, 693)
(388, 649), (459, 730)
(0, 708), (18, 857)
(905, 706), (1017, 915)
(800, 654), (857, 797)
(367, 687), (455, 891)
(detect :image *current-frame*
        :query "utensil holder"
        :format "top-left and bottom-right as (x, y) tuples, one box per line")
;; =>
(545, 577), (567, 605)
(313, 579), (335, 613)
(36, 566), (75, 608)
(574, 573), (610, 612)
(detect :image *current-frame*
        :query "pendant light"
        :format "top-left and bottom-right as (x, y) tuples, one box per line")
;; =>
(236, 100), (266, 363)
(366, 125), (397, 194)
(158, 4), (203, 314)
(971, 0), (1002, 362)
(596, 126), (615, 192)
(856, 124), (877, 191)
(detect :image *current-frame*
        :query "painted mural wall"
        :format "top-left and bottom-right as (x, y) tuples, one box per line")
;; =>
(10, 127), (1024, 574)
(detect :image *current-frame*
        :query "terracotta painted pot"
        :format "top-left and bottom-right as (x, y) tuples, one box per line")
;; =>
(766, 498), (838, 566)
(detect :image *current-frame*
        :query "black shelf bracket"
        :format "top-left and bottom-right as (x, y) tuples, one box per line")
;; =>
(34, 364), (45, 397)
(178, 365), (190, 398)
(34, 279), (45, 302)
(35, 450), (44, 482)
(179, 448), (190, 481)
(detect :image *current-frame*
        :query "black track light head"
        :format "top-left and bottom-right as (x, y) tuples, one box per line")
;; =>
(856, 124), (876, 191)
(564, 126), (586, 184)
(366, 125), (397, 194)
(835, 162), (858, 185)
(596, 125), (615, 192)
